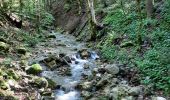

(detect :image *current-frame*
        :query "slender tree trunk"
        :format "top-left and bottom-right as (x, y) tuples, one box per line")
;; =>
(146, 0), (154, 18)
(87, 0), (98, 40)
(136, 0), (142, 46)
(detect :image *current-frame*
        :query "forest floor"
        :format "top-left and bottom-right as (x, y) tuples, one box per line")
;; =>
(0, 27), (168, 100)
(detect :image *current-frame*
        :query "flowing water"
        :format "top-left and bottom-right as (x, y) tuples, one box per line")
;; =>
(31, 32), (99, 100)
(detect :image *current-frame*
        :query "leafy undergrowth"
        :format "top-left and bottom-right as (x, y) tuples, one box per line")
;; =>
(97, 1), (170, 95)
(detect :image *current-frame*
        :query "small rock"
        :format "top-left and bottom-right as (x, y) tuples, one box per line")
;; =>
(152, 97), (166, 100)
(77, 81), (93, 91)
(63, 56), (71, 63)
(96, 74), (112, 88)
(81, 91), (92, 99)
(0, 42), (9, 51)
(128, 86), (142, 96)
(26, 64), (43, 75)
(78, 49), (91, 59)
(16, 47), (27, 55)
(105, 64), (119, 75)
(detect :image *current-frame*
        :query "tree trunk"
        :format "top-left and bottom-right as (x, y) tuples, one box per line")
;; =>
(87, 0), (97, 41)
(136, 0), (142, 46)
(146, 0), (154, 18)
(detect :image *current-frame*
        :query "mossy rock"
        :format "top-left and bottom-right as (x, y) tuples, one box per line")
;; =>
(120, 41), (134, 48)
(7, 69), (20, 80)
(0, 42), (9, 51)
(16, 47), (27, 55)
(26, 64), (43, 75)
(33, 77), (48, 88)
(0, 89), (18, 100)
(0, 77), (10, 90)
(46, 78), (57, 89)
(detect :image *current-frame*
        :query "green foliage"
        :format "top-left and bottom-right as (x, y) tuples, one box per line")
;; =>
(99, 0), (170, 94)
(40, 12), (55, 28)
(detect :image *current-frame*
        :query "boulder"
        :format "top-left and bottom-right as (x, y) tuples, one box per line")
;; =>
(0, 42), (9, 51)
(26, 64), (43, 75)
(96, 74), (112, 88)
(105, 64), (119, 75)
(33, 77), (48, 88)
(16, 47), (27, 55)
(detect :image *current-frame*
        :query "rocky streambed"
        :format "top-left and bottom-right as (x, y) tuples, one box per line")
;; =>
(0, 31), (167, 100)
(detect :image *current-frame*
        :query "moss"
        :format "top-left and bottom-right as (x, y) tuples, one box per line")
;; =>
(46, 78), (57, 89)
(0, 77), (10, 90)
(26, 64), (43, 75)
(33, 77), (48, 88)
(7, 69), (20, 80)
(0, 89), (18, 100)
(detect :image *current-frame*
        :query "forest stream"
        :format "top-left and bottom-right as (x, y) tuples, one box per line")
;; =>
(29, 32), (99, 100)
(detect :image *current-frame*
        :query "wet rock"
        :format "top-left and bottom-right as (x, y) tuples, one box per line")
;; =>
(105, 64), (119, 75)
(41, 89), (53, 96)
(78, 49), (91, 59)
(26, 64), (43, 75)
(0, 42), (9, 51)
(33, 77), (48, 88)
(77, 81), (93, 91)
(63, 56), (71, 63)
(46, 60), (57, 69)
(128, 86), (142, 96)
(96, 74), (112, 88)
(151, 97), (166, 100)
(120, 41), (134, 48)
(81, 91), (92, 99)
(42, 55), (67, 69)
(109, 85), (130, 100)
(16, 47), (27, 55)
